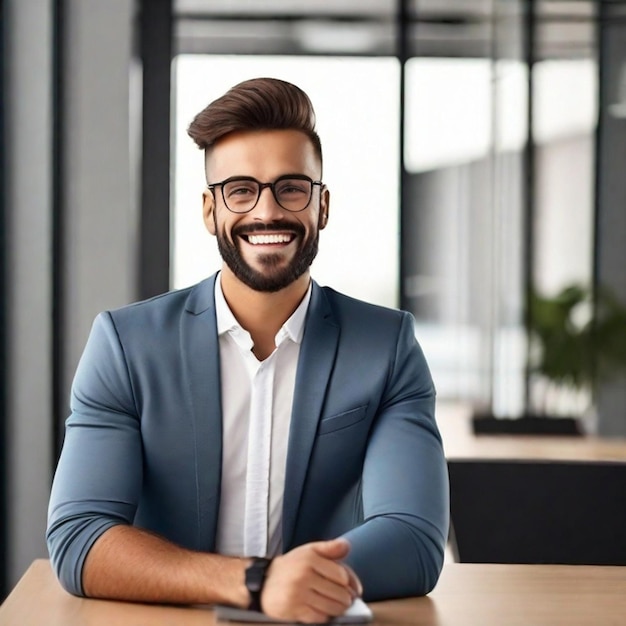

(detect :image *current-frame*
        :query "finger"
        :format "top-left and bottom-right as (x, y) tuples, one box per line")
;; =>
(304, 588), (352, 618)
(309, 573), (354, 608)
(310, 554), (351, 587)
(312, 538), (351, 560)
(344, 564), (363, 597)
(298, 606), (332, 624)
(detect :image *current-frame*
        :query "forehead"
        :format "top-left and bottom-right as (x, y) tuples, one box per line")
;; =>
(206, 129), (321, 180)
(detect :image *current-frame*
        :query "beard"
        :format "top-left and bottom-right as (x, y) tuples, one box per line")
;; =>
(215, 218), (320, 293)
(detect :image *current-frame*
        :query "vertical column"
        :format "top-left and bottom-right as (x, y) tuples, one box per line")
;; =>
(4, 0), (54, 590)
(0, 0), (7, 600)
(595, 3), (626, 437)
(139, 0), (172, 300)
(522, 0), (536, 414)
(397, 0), (409, 312)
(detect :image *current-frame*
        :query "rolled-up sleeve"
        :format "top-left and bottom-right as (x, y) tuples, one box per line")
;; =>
(46, 312), (142, 596)
(342, 312), (449, 600)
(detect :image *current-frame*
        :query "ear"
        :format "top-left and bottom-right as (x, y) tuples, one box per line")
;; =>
(319, 186), (330, 230)
(203, 189), (216, 236)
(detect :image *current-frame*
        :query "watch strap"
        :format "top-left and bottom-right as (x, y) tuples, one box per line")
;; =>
(245, 557), (272, 612)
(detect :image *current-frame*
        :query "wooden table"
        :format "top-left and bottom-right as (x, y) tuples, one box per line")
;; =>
(438, 402), (626, 462)
(1, 560), (625, 626)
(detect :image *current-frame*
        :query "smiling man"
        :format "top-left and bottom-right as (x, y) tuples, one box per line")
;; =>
(46, 78), (449, 623)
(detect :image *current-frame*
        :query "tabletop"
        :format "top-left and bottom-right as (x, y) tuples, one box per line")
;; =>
(438, 402), (626, 462)
(1, 560), (625, 626)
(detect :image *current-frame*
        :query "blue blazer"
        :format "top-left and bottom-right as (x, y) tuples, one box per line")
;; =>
(47, 274), (449, 601)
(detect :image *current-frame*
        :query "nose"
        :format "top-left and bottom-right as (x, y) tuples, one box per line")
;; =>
(252, 185), (285, 221)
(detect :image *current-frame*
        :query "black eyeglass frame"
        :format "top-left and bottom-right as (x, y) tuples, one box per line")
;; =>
(207, 174), (323, 214)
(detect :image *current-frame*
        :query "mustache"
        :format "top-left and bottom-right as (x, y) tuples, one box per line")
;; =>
(232, 221), (305, 238)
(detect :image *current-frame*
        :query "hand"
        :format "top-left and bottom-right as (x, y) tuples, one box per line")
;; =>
(261, 538), (363, 623)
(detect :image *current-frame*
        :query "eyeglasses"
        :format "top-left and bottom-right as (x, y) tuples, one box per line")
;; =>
(207, 174), (323, 214)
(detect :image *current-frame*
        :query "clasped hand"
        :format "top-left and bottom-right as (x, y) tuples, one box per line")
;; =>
(260, 538), (362, 623)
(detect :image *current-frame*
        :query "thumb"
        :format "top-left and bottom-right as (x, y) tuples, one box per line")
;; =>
(312, 537), (351, 560)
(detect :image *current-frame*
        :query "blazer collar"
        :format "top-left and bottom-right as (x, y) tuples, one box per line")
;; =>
(185, 274), (217, 316)
(181, 273), (222, 550)
(282, 283), (340, 548)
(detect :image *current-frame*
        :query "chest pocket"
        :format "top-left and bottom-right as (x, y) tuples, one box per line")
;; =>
(317, 405), (368, 435)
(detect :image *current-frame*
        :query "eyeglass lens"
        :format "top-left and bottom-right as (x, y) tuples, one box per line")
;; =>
(222, 177), (313, 213)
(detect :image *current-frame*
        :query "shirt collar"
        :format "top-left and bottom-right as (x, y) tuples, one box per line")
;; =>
(215, 273), (240, 337)
(214, 273), (312, 346)
(280, 282), (311, 345)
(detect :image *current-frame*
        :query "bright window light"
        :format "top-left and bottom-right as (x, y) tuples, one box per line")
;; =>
(172, 55), (400, 308)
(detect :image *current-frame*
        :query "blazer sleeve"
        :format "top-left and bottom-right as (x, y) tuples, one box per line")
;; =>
(341, 312), (450, 600)
(46, 312), (143, 596)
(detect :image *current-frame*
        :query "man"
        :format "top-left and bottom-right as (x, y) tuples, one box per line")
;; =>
(47, 77), (449, 623)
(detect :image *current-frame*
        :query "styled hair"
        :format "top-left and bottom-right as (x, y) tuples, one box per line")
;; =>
(187, 77), (322, 164)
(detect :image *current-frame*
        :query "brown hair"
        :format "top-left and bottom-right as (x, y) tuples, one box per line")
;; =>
(187, 77), (322, 163)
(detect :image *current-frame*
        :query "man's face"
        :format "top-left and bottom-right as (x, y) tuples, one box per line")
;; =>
(202, 129), (329, 293)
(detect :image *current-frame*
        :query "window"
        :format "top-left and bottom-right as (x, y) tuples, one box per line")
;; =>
(172, 54), (400, 307)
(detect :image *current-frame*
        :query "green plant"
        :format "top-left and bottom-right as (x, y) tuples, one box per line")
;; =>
(528, 283), (626, 414)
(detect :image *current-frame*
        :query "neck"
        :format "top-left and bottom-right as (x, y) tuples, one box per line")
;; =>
(219, 267), (310, 359)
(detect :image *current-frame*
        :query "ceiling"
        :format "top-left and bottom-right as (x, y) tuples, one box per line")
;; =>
(173, 0), (599, 60)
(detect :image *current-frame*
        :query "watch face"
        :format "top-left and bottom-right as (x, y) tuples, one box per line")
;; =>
(246, 569), (261, 591)
(246, 559), (269, 592)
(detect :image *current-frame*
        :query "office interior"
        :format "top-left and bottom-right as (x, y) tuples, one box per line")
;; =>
(1, 0), (626, 602)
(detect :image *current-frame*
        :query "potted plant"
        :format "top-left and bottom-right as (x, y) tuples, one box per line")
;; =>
(472, 282), (626, 435)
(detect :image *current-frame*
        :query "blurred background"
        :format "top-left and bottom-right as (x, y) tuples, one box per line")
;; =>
(2, 0), (626, 599)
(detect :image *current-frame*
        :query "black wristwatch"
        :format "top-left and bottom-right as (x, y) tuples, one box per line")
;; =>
(245, 557), (272, 612)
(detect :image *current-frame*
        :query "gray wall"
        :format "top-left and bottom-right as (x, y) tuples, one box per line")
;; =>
(60, 0), (139, 425)
(5, 0), (54, 590)
(4, 0), (139, 589)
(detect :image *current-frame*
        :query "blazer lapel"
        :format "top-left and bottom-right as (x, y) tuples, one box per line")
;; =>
(282, 282), (339, 549)
(181, 274), (223, 551)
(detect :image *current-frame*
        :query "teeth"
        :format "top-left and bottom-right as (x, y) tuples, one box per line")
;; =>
(247, 233), (292, 245)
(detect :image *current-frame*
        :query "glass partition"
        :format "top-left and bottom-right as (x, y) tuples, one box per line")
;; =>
(169, 0), (602, 416)
(403, 57), (495, 403)
(528, 2), (598, 418)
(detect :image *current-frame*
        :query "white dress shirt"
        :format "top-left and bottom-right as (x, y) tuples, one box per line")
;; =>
(214, 274), (311, 557)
